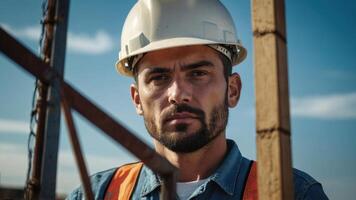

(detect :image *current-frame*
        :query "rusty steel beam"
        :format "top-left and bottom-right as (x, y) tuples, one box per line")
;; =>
(39, 0), (70, 198)
(0, 27), (177, 199)
(62, 83), (178, 199)
(160, 173), (176, 200)
(252, 0), (294, 199)
(25, 83), (48, 200)
(25, 0), (57, 199)
(61, 90), (94, 200)
(62, 84), (177, 177)
(62, 84), (178, 199)
(0, 28), (57, 84)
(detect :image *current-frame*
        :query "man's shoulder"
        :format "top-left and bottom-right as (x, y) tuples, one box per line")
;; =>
(66, 167), (118, 200)
(293, 168), (319, 186)
(245, 161), (328, 200)
(91, 167), (118, 184)
(292, 168), (329, 200)
(66, 162), (146, 199)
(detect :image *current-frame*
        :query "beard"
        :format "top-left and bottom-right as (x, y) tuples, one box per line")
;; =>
(143, 97), (229, 153)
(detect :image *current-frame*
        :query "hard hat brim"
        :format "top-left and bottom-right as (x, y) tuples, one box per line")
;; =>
(116, 37), (247, 77)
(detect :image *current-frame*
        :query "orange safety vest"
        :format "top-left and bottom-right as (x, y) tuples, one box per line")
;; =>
(104, 161), (257, 200)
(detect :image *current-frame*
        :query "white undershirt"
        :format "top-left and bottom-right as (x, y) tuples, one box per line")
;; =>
(176, 179), (208, 200)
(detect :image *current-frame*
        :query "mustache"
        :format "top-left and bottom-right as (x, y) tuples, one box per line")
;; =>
(161, 104), (205, 123)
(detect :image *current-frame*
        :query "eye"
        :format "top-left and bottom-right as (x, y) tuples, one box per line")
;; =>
(149, 74), (170, 85)
(152, 74), (169, 81)
(190, 70), (208, 77)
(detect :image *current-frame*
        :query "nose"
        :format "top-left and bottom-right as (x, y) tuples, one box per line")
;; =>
(167, 78), (192, 104)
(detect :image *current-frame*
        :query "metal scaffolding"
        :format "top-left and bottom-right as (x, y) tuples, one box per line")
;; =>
(0, 0), (176, 199)
(0, 0), (294, 199)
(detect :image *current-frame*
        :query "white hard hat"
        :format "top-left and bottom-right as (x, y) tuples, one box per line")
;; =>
(116, 0), (247, 77)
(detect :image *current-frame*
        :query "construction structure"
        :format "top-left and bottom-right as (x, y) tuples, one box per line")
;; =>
(252, 0), (294, 199)
(0, 0), (293, 199)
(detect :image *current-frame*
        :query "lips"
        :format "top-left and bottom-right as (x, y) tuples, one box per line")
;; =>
(165, 112), (199, 124)
(161, 104), (205, 126)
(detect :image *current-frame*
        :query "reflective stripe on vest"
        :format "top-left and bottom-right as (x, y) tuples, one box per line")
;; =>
(104, 162), (143, 200)
(105, 161), (257, 200)
(243, 161), (258, 200)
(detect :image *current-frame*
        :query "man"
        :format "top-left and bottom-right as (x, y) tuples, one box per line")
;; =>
(67, 0), (328, 199)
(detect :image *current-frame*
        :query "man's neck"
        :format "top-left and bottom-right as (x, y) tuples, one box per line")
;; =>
(154, 134), (227, 182)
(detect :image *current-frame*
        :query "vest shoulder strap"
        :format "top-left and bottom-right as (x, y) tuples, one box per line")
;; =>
(243, 161), (258, 200)
(105, 161), (257, 200)
(104, 162), (143, 200)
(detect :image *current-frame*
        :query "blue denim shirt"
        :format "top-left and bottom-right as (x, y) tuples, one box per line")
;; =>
(67, 140), (328, 200)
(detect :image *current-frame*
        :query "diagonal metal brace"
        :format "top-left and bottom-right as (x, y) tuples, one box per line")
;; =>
(61, 88), (94, 200)
(0, 27), (177, 199)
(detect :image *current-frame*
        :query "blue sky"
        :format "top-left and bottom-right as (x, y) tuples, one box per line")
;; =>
(0, 0), (355, 198)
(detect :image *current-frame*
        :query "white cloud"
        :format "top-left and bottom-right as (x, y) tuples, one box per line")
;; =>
(0, 142), (135, 194)
(0, 23), (41, 41)
(0, 23), (114, 54)
(0, 118), (29, 134)
(57, 150), (135, 194)
(67, 31), (114, 54)
(291, 92), (356, 119)
(0, 143), (28, 187)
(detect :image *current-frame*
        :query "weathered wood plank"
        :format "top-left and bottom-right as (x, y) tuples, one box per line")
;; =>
(252, 0), (294, 199)
(254, 34), (290, 131)
(256, 130), (293, 199)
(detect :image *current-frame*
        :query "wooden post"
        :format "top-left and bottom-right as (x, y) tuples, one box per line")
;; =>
(251, 0), (294, 199)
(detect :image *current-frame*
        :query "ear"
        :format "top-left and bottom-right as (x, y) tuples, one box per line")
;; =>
(227, 73), (242, 108)
(130, 84), (143, 115)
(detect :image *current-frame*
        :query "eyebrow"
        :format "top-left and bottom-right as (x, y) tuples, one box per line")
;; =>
(181, 60), (214, 71)
(144, 60), (214, 75)
(145, 67), (171, 75)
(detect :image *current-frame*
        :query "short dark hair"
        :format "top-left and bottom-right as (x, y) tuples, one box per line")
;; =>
(133, 52), (233, 83)
(218, 52), (233, 81)
(133, 62), (139, 83)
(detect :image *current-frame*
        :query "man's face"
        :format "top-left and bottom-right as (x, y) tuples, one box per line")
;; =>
(131, 45), (240, 153)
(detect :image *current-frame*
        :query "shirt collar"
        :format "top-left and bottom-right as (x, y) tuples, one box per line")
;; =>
(209, 139), (243, 195)
(140, 165), (161, 197)
(139, 139), (245, 197)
